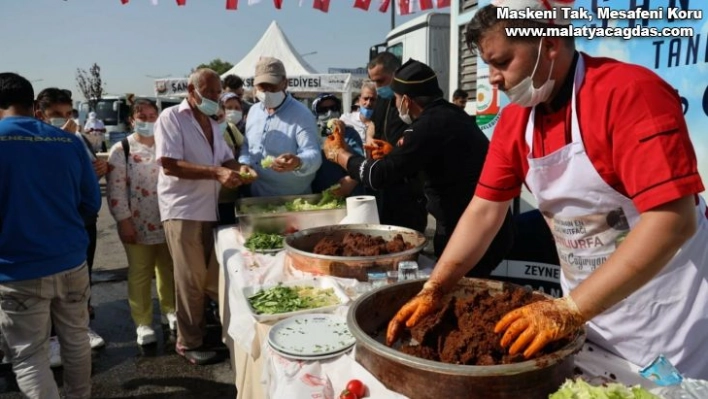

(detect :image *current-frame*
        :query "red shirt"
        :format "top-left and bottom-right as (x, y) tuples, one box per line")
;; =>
(476, 53), (704, 212)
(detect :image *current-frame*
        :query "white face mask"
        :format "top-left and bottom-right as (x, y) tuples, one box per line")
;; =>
(256, 90), (286, 109)
(135, 121), (155, 137)
(504, 40), (556, 108)
(225, 110), (243, 125)
(397, 97), (413, 125)
(49, 118), (67, 128)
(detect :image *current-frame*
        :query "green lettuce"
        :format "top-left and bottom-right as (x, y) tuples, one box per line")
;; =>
(549, 379), (659, 399)
(260, 155), (276, 168)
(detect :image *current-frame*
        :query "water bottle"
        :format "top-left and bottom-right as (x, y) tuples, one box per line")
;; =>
(397, 261), (419, 282)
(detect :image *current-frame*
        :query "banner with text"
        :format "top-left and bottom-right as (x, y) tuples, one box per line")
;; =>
(154, 74), (353, 96)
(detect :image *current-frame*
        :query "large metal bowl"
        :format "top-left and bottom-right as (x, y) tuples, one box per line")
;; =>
(283, 224), (427, 281)
(347, 278), (586, 399)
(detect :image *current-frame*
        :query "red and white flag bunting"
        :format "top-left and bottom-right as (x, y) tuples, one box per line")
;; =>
(117, 0), (451, 12)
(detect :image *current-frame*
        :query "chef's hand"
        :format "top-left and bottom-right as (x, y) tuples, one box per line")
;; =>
(238, 164), (258, 184)
(215, 167), (242, 189)
(363, 139), (393, 160)
(272, 153), (301, 172)
(494, 296), (586, 359)
(386, 281), (445, 346)
(323, 120), (347, 162)
(117, 218), (138, 244)
(93, 159), (108, 178)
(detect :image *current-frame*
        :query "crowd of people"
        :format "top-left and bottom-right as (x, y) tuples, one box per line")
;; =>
(1, 1), (707, 397)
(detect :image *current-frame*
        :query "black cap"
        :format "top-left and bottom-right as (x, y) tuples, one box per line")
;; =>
(391, 59), (443, 98)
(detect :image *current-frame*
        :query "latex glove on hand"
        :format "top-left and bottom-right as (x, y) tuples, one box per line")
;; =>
(323, 119), (347, 162)
(363, 139), (393, 160)
(386, 281), (445, 346)
(494, 296), (586, 359)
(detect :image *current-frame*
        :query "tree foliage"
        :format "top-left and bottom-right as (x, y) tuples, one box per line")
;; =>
(76, 63), (105, 111)
(193, 58), (234, 75)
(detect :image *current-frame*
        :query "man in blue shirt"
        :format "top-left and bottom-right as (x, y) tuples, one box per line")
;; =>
(239, 57), (322, 197)
(0, 72), (100, 398)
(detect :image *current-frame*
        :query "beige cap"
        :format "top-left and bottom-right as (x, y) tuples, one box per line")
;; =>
(254, 57), (286, 86)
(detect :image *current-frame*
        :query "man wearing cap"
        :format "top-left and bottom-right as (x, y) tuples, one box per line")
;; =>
(155, 68), (256, 365)
(239, 57), (322, 197)
(325, 59), (514, 264)
(385, 0), (708, 379)
(366, 52), (428, 234)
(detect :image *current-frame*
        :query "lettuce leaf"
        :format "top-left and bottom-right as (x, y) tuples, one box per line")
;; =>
(549, 379), (660, 399)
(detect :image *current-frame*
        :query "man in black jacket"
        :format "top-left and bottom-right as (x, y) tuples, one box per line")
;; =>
(365, 52), (428, 233)
(326, 59), (514, 275)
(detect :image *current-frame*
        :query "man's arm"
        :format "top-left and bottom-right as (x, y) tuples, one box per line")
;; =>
(161, 157), (226, 180)
(428, 196), (513, 292)
(291, 119), (323, 176)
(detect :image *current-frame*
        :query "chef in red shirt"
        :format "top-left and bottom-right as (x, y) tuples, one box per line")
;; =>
(386, 0), (708, 379)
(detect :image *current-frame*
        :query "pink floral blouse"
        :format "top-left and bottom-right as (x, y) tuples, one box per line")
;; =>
(106, 134), (165, 245)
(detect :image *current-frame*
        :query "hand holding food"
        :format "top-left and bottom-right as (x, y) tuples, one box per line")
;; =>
(386, 280), (445, 346)
(362, 139), (393, 160)
(323, 120), (347, 162)
(260, 155), (276, 169)
(238, 164), (258, 184)
(494, 296), (586, 359)
(215, 167), (241, 189)
(273, 153), (302, 172)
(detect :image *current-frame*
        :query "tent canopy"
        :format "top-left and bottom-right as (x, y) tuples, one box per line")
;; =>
(221, 21), (318, 80)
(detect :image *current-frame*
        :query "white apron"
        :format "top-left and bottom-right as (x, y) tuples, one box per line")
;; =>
(523, 54), (708, 379)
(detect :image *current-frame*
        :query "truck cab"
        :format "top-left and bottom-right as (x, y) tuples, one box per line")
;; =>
(370, 12), (451, 99)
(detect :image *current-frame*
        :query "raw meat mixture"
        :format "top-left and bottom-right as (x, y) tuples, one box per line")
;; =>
(398, 288), (571, 365)
(313, 232), (412, 256)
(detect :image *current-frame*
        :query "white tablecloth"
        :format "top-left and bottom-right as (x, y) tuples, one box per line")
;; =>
(215, 226), (408, 399)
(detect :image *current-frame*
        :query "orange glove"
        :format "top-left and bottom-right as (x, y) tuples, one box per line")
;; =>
(386, 281), (445, 346)
(494, 296), (585, 359)
(323, 119), (347, 162)
(363, 139), (394, 160)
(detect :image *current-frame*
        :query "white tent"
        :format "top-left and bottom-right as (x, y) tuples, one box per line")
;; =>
(221, 21), (354, 111)
(154, 21), (356, 110)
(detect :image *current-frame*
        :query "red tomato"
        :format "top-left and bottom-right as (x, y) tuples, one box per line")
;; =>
(339, 390), (357, 399)
(346, 379), (366, 398)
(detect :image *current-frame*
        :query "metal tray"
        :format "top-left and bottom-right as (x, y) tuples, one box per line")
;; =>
(242, 277), (350, 322)
(236, 194), (347, 238)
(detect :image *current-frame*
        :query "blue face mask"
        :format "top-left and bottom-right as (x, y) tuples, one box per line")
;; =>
(376, 86), (394, 100)
(359, 106), (374, 119)
(195, 89), (219, 116)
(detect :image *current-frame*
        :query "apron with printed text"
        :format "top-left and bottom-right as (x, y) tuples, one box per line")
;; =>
(523, 55), (708, 378)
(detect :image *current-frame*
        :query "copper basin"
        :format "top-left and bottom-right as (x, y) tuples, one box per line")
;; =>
(346, 278), (586, 399)
(283, 224), (427, 281)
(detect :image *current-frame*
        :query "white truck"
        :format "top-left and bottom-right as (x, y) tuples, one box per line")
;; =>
(369, 12), (451, 99)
